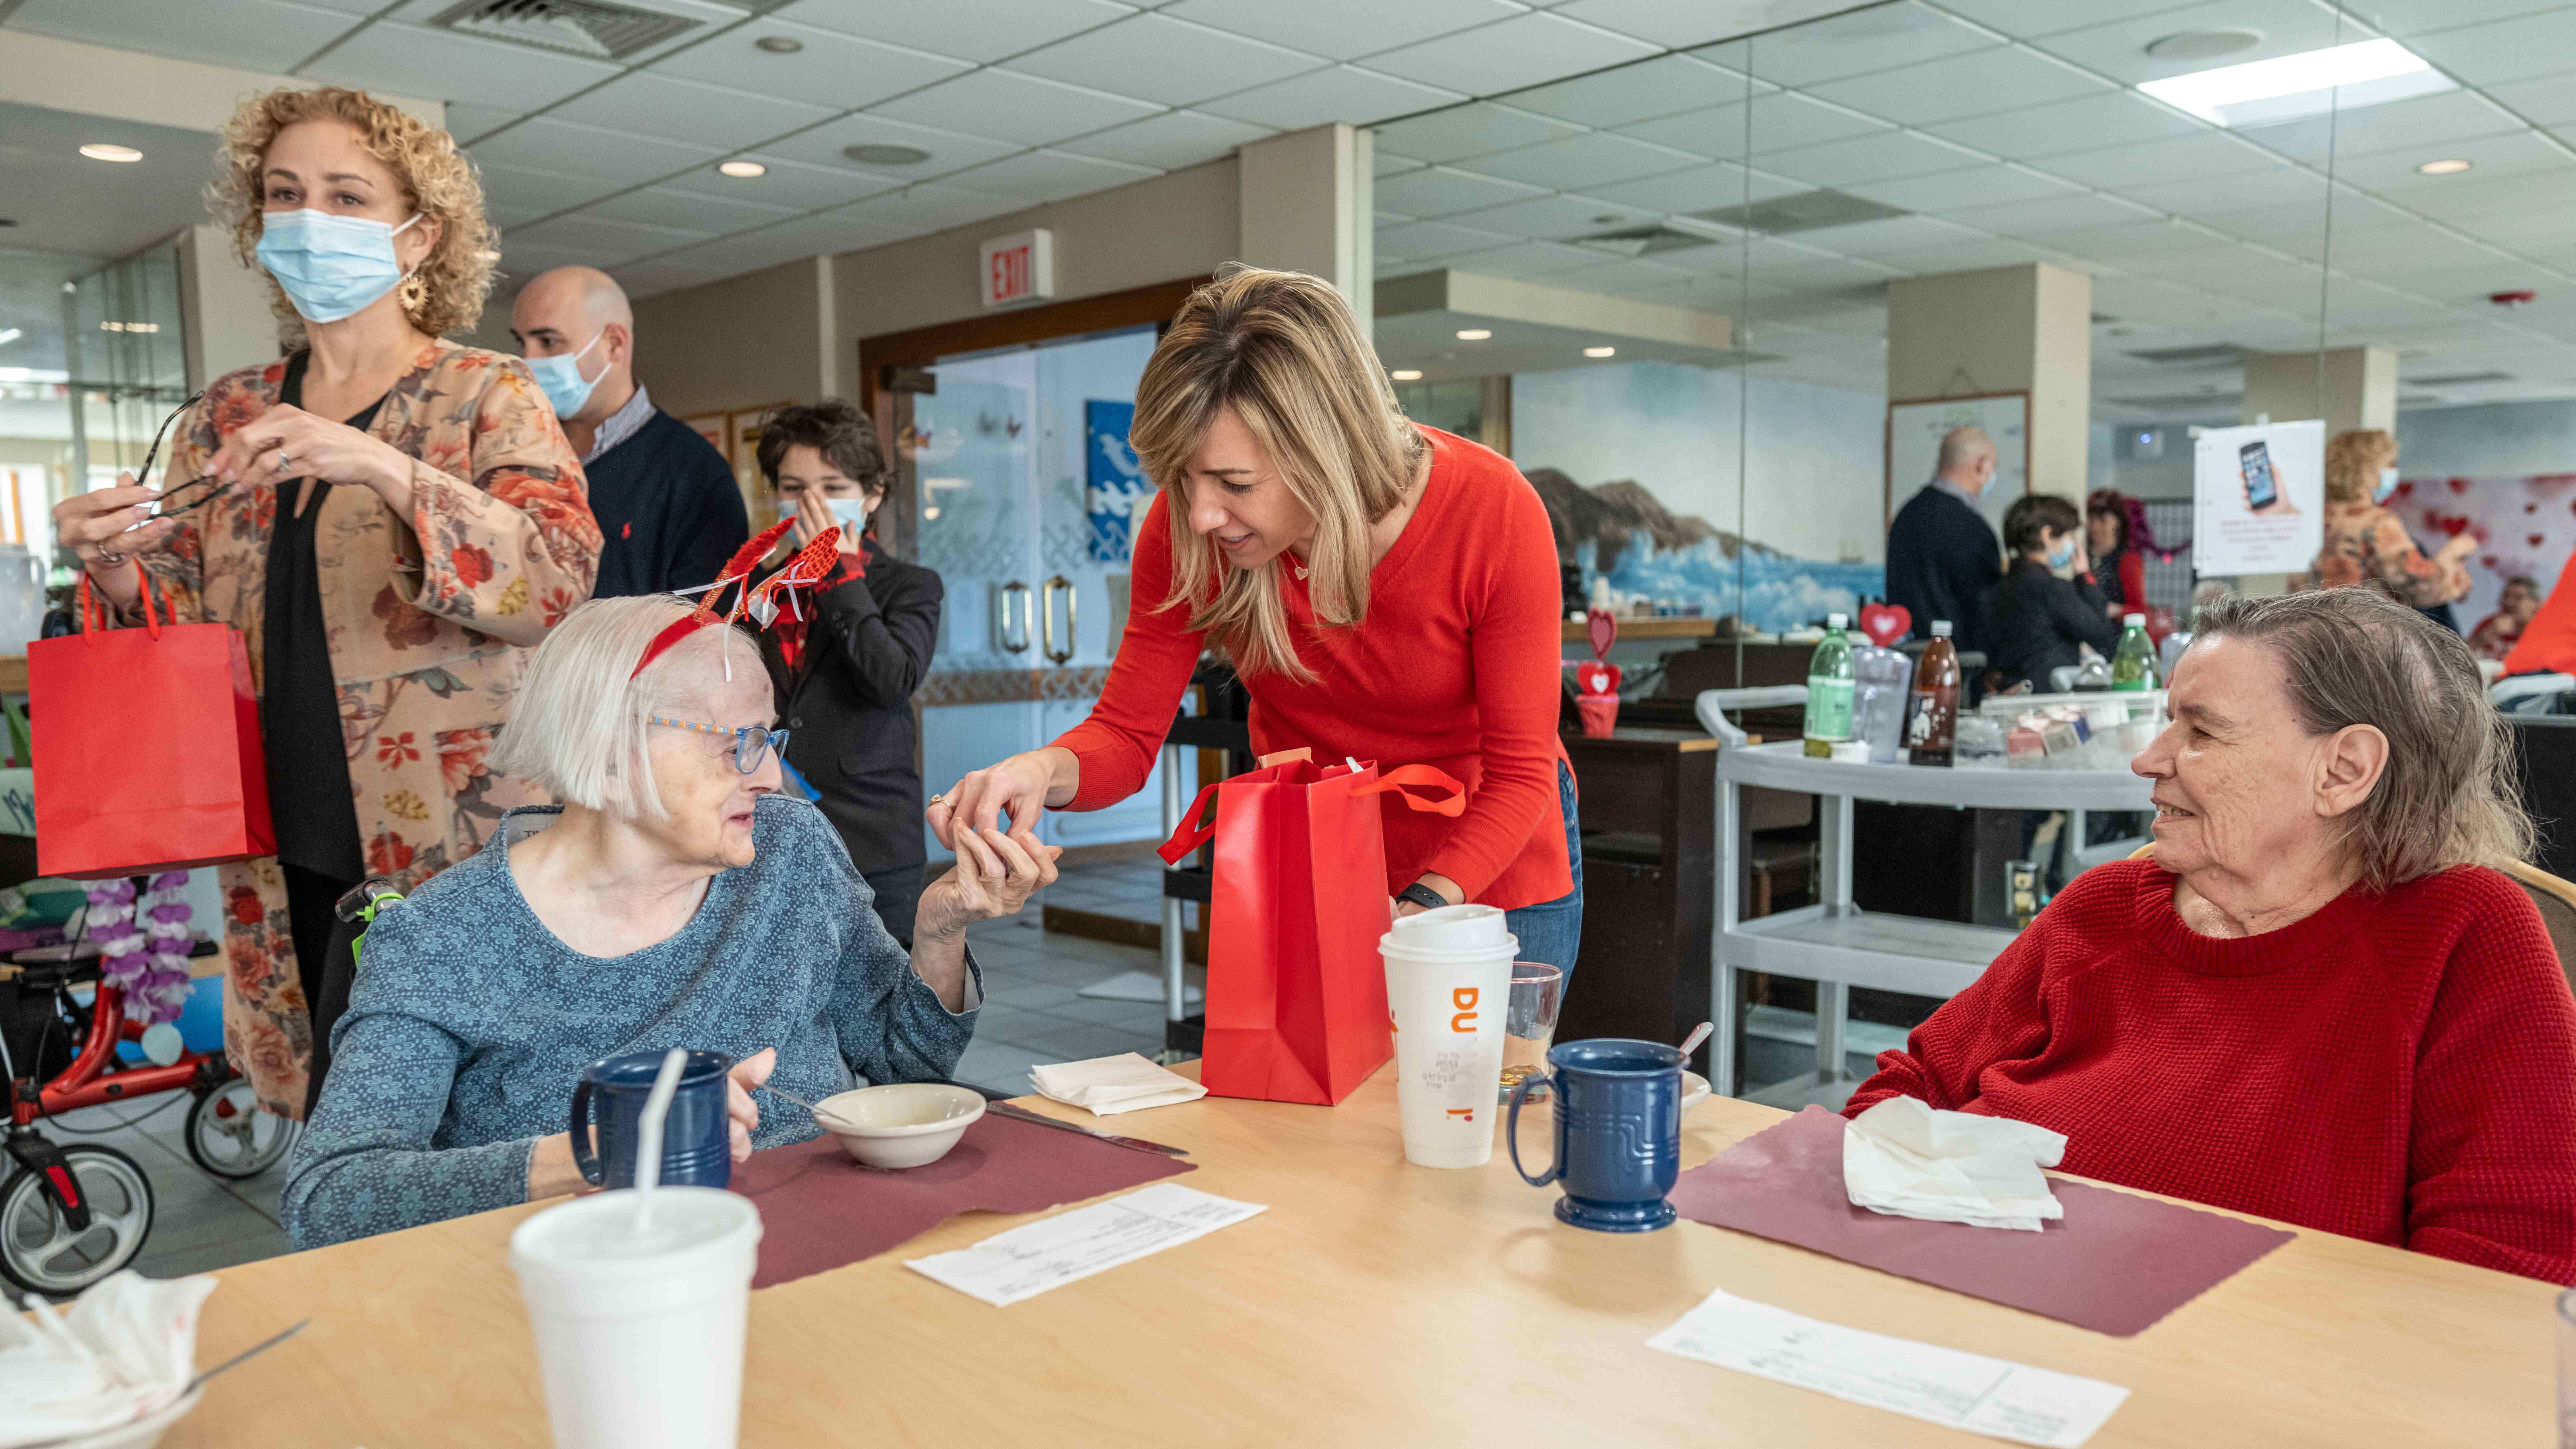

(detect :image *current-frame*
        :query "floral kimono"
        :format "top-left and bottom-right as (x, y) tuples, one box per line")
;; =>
(2302, 499), (2468, 607)
(135, 340), (599, 1115)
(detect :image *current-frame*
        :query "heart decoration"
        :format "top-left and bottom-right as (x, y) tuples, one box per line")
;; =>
(2449, 478), (2470, 494)
(1575, 661), (1622, 697)
(1587, 607), (1618, 660)
(1857, 601), (1910, 648)
(2534, 534), (2549, 548)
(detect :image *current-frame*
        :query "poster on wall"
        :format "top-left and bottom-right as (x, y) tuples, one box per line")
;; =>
(2193, 420), (2323, 575)
(1886, 393), (2028, 536)
(1085, 399), (1148, 563)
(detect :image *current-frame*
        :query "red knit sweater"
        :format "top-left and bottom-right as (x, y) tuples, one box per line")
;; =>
(1846, 858), (2576, 1283)
(1053, 426), (1572, 907)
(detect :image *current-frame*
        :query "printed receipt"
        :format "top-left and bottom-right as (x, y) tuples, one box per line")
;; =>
(905, 1183), (1266, 1307)
(1648, 1287), (2130, 1448)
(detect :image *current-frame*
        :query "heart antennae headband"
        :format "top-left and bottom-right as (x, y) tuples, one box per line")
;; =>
(631, 519), (844, 679)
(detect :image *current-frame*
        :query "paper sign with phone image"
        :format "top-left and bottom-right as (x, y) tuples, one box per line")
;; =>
(2193, 420), (2323, 574)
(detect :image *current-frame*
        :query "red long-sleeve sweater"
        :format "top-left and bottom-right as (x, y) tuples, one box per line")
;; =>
(1846, 858), (2576, 1283)
(1053, 426), (1572, 908)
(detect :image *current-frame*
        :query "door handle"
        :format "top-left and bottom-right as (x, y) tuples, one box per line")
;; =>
(997, 581), (1031, 653)
(1041, 574), (1076, 665)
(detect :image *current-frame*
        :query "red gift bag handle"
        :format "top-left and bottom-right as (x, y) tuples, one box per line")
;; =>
(1350, 764), (1467, 817)
(74, 561), (162, 642)
(1156, 780), (1225, 865)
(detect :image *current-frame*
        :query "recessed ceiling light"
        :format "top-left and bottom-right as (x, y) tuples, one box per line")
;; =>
(2417, 157), (2473, 175)
(1583, 346), (1616, 358)
(0, 329), (20, 347)
(754, 35), (803, 52)
(1455, 328), (1491, 341)
(718, 160), (767, 178)
(2145, 28), (2262, 62)
(844, 144), (931, 166)
(2138, 38), (2449, 128)
(1389, 369), (1423, 381)
(79, 143), (142, 163)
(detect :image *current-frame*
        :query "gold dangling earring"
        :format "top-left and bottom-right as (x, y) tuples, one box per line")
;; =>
(398, 269), (428, 321)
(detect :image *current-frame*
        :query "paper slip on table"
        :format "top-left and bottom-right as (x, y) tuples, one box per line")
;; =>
(172, 1063), (2550, 1447)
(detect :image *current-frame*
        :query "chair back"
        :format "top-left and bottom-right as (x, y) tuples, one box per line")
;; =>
(1694, 686), (1808, 748)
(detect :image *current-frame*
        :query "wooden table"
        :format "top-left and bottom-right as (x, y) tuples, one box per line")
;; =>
(173, 1070), (2552, 1447)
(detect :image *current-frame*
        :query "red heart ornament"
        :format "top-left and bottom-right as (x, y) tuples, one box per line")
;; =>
(1576, 661), (1621, 697)
(1587, 607), (1618, 660)
(2533, 534), (2548, 548)
(1858, 602), (1910, 648)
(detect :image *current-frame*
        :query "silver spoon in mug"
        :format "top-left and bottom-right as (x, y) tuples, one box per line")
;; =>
(1678, 1021), (1713, 1060)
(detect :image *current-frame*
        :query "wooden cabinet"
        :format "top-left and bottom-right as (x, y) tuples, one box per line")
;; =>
(1554, 728), (1716, 1073)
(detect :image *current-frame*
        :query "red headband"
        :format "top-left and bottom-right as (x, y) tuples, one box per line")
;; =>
(631, 519), (844, 678)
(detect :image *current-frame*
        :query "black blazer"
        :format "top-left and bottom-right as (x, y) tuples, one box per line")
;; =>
(756, 535), (942, 873)
(1884, 484), (2002, 652)
(1984, 558), (2123, 692)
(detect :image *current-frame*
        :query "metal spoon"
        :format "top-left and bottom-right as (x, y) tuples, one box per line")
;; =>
(184, 1318), (308, 1396)
(759, 1080), (854, 1129)
(1678, 1021), (1713, 1060)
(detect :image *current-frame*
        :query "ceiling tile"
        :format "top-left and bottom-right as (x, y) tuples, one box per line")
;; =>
(1720, 2), (1996, 88)
(1621, 91), (1899, 159)
(1931, 0), (2201, 39)
(2039, 132), (2289, 189)
(1841, 163), (2082, 211)
(2328, 129), (2571, 191)
(1503, 54), (1750, 129)
(1362, 12), (1659, 95)
(1427, 238), (1611, 277)
(2027, 0), (2371, 87)
(772, 0), (1133, 63)
(2385, 8), (2576, 88)
(2230, 91), (2524, 166)
(1441, 192), (1658, 239)
(1756, 130), (1991, 188)
(1946, 192), (2163, 237)
(2115, 167), (2328, 216)
(299, 22), (621, 111)
(656, 218), (916, 277)
(2372, 166), (2576, 221)
(2036, 219), (2241, 260)
(508, 214), (713, 268)
(1920, 92), (2208, 160)
(1872, 237), (2068, 274)
(1002, 13), (1324, 108)
(869, 70), (1165, 146)
(475, 161), (625, 227)
(1458, 131), (1704, 189)
(443, 104), (522, 148)
(1377, 219), (1520, 259)
(1377, 149), (1430, 176)
(605, 259), (729, 300)
(549, 73), (836, 153)
(1053, 109), (1274, 169)
(492, 241), (601, 285)
(1372, 103), (1583, 164)
(1166, 0), (1520, 63)
(1202, 65), (1467, 129)
(1580, 160), (1808, 212)
(666, 155), (909, 210)
(1806, 47), (2111, 129)
(2474, 73), (2576, 128)
(1556, 0), (1861, 49)
(831, 184), (1031, 231)
(7, 0), (357, 73)
(1371, 165), (1550, 218)
(472, 117), (722, 186)
(935, 148), (1160, 202)
(754, 114), (1020, 183)
(649, 18), (970, 109)
(583, 186), (804, 236)
(286, 0), (389, 11)
(1789, 215), (1988, 258)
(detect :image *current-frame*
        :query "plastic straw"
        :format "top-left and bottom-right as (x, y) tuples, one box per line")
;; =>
(631, 1047), (689, 1231)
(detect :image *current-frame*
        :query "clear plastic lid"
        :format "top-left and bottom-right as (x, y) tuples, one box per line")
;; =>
(1929, 620), (1952, 637)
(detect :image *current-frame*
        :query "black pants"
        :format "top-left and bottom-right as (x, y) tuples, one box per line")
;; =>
(863, 863), (924, 951)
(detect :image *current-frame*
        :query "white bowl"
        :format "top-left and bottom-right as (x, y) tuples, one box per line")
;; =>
(1680, 1071), (1711, 1113)
(57, 1389), (202, 1449)
(814, 1083), (986, 1169)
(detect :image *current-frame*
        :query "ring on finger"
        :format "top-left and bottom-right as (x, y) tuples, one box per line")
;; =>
(275, 450), (292, 474)
(927, 792), (945, 808)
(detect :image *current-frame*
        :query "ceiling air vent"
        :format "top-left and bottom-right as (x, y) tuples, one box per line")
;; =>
(2107, 391), (2244, 411)
(1573, 225), (1723, 259)
(432, 0), (701, 60)
(2408, 370), (2511, 386)
(2125, 343), (2245, 367)
(1690, 189), (1906, 236)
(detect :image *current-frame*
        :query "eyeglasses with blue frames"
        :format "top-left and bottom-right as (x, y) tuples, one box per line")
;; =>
(648, 716), (789, 775)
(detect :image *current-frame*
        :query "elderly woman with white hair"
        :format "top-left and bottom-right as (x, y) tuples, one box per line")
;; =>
(1847, 587), (2576, 1283)
(281, 591), (1055, 1249)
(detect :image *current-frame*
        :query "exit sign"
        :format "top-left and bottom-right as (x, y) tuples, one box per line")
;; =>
(979, 229), (1055, 309)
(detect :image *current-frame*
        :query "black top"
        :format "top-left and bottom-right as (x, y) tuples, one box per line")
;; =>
(1884, 484), (2002, 653)
(584, 408), (750, 598)
(757, 534), (943, 873)
(261, 350), (386, 882)
(1984, 557), (2124, 692)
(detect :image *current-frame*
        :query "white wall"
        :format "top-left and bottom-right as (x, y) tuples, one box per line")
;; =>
(1509, 360), (1886, 563)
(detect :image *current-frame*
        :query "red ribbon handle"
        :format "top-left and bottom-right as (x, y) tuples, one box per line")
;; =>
(1155, 780), (1225, 865)
(1350, 764), (1467, 817)
(75, 561), (162, 643)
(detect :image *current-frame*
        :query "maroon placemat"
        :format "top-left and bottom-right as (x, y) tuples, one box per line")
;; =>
(1675, 1106), (2295, 1336)
(727, 1111), (1194, 1289)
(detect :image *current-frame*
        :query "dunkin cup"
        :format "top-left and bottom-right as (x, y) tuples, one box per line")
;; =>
(1381, 904), (1519, 1169)
(509, 1186), (763, 1449)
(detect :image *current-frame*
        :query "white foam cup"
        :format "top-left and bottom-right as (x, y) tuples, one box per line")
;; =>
(509, 1186), (763, 1449)
(1382, 905), (1518, 1169)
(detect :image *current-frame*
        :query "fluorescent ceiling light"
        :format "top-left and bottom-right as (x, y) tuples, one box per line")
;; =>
(0, 329), (19, 347)
(717, 159), (766, 178)
(1454, 328), (1491, 341)
(1583, 346), (1616, 358)
(2417, 158), (2472, 175)
(79, 143), (143, 163)
(2138, 37), (2452, 128)
(1389, 369), (1423, 381)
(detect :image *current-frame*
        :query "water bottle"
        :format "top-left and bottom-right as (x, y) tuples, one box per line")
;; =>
(1803, 613), (1856, 759)
(1905, 620), (1961, 767)
(2111, 613), (2157, 691)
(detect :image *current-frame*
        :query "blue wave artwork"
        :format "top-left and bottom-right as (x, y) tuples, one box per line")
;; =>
(1085, 399), (1146, 564)
(1586, 537), (1886, 636)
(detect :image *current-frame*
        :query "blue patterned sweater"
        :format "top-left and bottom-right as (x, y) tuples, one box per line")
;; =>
(282, 796), (978, 1249)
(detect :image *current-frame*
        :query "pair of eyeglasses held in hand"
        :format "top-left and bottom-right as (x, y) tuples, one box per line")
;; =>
(117, 390), (236, 522)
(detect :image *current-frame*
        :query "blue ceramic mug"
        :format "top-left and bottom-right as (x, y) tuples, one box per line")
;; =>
(569, 1049), (736, 1190)
(1506, 1038), (1685, 1232)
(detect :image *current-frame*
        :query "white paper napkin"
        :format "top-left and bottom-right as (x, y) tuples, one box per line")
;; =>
(1843, 1096), (2068, 1232)
(0, 1270), (215, 1448)
(1029, 1053), (1208, 1116)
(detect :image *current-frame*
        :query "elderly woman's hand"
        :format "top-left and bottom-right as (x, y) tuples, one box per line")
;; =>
(917, 824), (1062, 940)
(725, 1048), (775, 1162)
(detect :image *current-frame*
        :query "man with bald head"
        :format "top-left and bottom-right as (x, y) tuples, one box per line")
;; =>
(511, 266), (749, 597)
(1884, 425), (2003, 652)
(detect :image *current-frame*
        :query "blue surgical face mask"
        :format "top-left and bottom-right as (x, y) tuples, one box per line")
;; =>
(254, 209), (422, 323)
(2374, 466), (2400, 505)
(827, 495), (873, 531)
(2047, 537), (2076, 570)
(526, 330), (604, 420)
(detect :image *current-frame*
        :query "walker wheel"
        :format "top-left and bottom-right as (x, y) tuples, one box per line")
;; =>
(0, 1144), (155, 1295)
(185, 1077), (297, 1180)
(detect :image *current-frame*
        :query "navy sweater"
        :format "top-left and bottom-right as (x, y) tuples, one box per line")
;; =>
(1885, 484), (2002, 652)
(584, 409), (751, 598)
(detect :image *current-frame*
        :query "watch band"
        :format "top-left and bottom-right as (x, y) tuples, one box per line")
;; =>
(1396, 882), (1450, 913)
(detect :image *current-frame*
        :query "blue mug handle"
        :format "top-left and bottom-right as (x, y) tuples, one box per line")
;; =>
(568, 1077), (602, 1187)
(1507, 1073), (1561, 1188)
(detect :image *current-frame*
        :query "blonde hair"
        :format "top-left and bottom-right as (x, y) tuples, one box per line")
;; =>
(209, 86), (497, 342)
(2324, 429), (2397, 504)
(1130, 265), (1424, 681)
(491, 596), (750, 820)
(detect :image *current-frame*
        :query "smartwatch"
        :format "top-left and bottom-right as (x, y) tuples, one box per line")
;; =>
(1395, 882), (1450, 913)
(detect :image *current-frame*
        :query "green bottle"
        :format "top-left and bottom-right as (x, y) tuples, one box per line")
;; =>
(2111, 613), (2157, 691)
(1803, 612), (1856, 758)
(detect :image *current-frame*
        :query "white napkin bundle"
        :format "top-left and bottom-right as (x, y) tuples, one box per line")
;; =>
(1842, 1096), (2068, 1232)
(1029, 1053), (1207, 1116)
(0, 1271), (215, 1448)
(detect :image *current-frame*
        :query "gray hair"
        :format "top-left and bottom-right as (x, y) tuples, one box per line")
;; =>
(490, 595), (748, 819)
(2192, 588), (2533, 891)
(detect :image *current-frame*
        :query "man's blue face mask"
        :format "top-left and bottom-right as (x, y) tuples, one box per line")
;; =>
(525, 330), (605, 420)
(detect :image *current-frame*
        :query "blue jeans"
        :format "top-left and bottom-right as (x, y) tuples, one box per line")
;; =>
(1503, 762), (1583, 978)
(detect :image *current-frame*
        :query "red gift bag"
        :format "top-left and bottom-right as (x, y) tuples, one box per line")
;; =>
(30, 566), (274, 879)
(1157, 756), (1465, 1105)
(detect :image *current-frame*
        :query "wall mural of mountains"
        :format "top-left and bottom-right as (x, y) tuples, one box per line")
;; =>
(1525, 467), (1885, 635)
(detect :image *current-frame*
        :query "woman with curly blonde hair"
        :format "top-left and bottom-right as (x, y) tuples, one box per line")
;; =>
(2300, 428), (2475, 621)
(52, 86), (601, 1116)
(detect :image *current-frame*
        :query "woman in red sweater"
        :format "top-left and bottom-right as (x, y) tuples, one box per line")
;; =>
(928, 267), (1578, 968)
(1847, 587), (2576, 1283)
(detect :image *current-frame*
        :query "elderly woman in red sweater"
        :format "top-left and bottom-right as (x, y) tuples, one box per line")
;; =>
(1848, 587), (2576, 1282)
(929, 266), (1577, 970)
